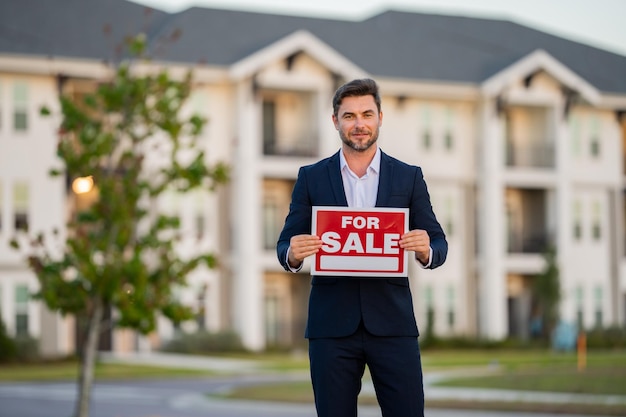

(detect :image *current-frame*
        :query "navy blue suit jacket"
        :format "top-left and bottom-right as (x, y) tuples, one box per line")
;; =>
(277, 150), (447, 339)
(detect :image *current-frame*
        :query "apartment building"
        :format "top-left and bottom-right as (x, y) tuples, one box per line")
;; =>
(0, 0), (625, 354)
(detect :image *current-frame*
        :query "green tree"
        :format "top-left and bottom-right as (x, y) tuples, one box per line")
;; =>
(532, 246), (561, 340)
(0, 315), (17, 363)
(12, 34), (227, 417)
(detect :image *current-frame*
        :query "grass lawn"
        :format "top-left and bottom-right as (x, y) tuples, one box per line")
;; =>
(222, 349), (626, 416)
(426, 349), (626, 395)
(0, 359), (212, 381)
(435, 366), (626, 395)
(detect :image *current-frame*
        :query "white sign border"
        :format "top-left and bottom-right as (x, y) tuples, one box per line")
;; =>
(311, 206), (409, 277)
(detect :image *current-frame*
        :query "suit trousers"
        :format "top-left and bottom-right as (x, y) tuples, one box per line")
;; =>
(308, 322), (424, 417)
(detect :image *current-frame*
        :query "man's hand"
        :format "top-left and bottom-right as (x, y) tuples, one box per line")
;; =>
(288, 234), (323, 268)
(399, 229), (430, 265)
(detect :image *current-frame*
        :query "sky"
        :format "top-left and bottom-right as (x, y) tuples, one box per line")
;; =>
(131, 0), (626, 56)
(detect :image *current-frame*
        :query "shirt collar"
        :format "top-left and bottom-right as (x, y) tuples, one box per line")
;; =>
(340, 146), (381, 176)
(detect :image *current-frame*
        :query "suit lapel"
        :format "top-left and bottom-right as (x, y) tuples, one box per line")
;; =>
(327, 151), (348, 206)
(376, 151), (393, 207)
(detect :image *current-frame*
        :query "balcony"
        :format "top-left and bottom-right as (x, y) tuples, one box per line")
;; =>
(506, 188), (552, 254)
(261, 91), (318, 158)
(263, 135), (317, 157)
(504, 105), (555, 169)
(506, 142), (555, 169)
(507, 231), (550, 254)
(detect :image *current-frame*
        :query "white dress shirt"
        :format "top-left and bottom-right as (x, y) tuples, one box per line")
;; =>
(340, 146), (380, 208)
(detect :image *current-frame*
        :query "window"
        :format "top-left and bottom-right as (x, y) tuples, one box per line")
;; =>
(13, 82), (28, 132)
(193, 193), (207, 240)
(590, 117), (601, 158)
(569, 115), (581, 157)
(592, 201), (602, 240)
(576, 310), (584, 330)
(443, 132), (453, 150)
(576, 285), (584, 330)
(594, 286), (603, 329)
(195, 212), (205, 240)
(15, 284), (29, 336)
(195, 284), (207, 330)
(590, 137), (600, 157)
(420, 105), (432, 150)
(422, 130), (432, 149)
(444, 107), (455, 151)
(447, 286), (455, 329)
(13, 182), (29, 232)
(262, 100), (277, 155)
(573, 200), (582, 240)
(263, 199), (279, 250)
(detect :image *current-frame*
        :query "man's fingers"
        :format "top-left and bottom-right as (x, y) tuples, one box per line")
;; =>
(399, 229), (429, 250)
(290, 234), (322, 261)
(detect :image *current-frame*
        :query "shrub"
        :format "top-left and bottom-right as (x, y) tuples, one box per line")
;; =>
(420, 336), (548, 350)
(585, 326), (626, 349)
(160, 330), (245, 354)
(14, 335), (40, 362)
(0, 318), (39, 363)
(0, 319), (17, 363)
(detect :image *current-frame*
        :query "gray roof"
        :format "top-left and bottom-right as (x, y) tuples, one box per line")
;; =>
(2, 0), (625, 94)
(0, 0), (169, 61)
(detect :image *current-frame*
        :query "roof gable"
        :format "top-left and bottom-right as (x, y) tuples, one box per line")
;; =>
(229, 30), (367, 81)
(482, 49), (600, 104)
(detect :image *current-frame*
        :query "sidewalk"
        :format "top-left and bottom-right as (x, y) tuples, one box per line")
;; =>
(99, 351), (626, 407)
(99, 351), (262, 374)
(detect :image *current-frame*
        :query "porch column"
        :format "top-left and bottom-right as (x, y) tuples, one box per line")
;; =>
(232, 79), (264, 350)
(555, 103), (574, 325)
(477, 97), (508, 339)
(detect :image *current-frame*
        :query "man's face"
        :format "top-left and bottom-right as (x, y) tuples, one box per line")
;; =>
(332, 95), (383, 152)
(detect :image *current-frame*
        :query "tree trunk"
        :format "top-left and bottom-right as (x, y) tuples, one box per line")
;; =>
(74, 298), (103, 417)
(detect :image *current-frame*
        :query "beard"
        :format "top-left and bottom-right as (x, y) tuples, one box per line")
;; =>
(339, 127), (379, 152)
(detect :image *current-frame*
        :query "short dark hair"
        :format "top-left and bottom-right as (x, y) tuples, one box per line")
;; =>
(332, 78), (381, 117)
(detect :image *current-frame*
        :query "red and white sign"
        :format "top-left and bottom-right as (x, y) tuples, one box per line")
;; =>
(311, 206), (409, 277)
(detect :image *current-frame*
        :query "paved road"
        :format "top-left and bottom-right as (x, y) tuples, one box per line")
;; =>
(1, 353), (620, 417)
(0, 376), (612, 417)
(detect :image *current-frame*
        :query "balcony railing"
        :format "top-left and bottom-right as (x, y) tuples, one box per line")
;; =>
(507, 231), (550, 254)
(505, 142), (555, 168)
(263, 136), (317, 157)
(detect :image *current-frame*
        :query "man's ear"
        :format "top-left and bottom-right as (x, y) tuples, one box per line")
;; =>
(332, 114), (339, 130)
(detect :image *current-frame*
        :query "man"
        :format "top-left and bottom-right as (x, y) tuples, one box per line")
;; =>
(277, 78), (447, 417)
